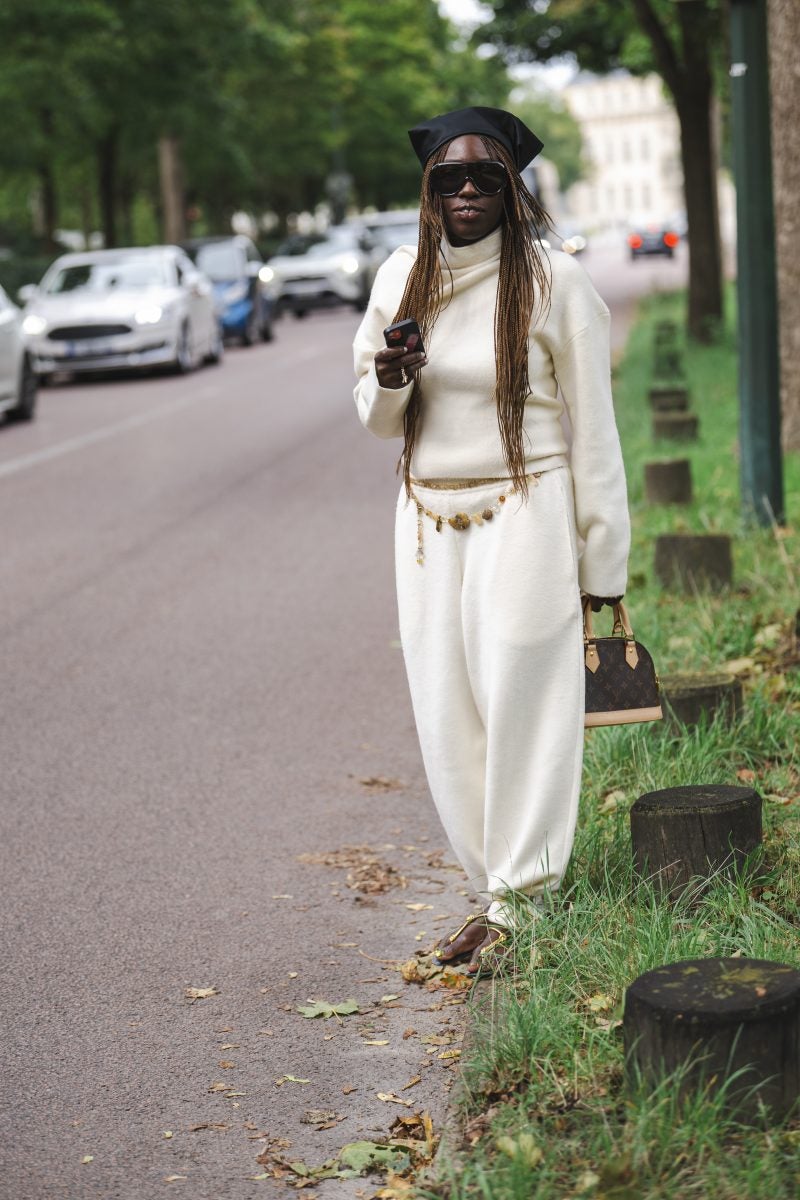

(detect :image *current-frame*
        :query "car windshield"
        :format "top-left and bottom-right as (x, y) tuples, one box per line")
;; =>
(373, 224), (418, 252)
(272, 234), (327, 257)
(305, 232), (359, 258)
(45, 259), (170, 294)
(194, 242), (246, 281)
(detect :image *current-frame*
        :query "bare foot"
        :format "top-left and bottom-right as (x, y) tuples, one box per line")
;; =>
(466, 927), (511, 977)
(434, 914), (491, 964)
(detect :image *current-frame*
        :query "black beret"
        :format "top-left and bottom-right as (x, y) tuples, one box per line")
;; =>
(408, 106), (543, 171)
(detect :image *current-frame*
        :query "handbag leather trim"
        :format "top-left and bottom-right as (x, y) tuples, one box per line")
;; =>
(585, 705), (663, 727)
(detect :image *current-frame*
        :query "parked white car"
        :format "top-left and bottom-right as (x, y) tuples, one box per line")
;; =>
(0, 284), (37, 421)
(266, 226), (384, 317)
(20, 246), (222, 381)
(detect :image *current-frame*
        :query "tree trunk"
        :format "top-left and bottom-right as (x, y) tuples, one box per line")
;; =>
(37, 108), (58, 252)
(158, 136), (186, 244)
(630, 0), (725, 344)
(767, 0), (800, 450)
(97, 127), (119, 249)
(675, 85), (724, 343)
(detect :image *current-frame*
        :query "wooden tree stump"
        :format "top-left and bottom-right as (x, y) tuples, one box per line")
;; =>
(644, 459), (693, 504)
(653, 319), (679, 342)
(659, 672), (743, 727)
(630, 784), (761, 895)
(648, 384), (690, 412)
(653, 351), (685, 378)
(654, 533), (732, 590)
(623, 957), (800, 1122)
(652, 412), (699, 441)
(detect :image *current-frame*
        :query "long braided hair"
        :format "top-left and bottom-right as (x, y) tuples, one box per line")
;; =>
(393, 136), (553, 499)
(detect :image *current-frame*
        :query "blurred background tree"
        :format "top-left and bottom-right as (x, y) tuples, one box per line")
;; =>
(0, 0), (510, 257)
(475, 0), (728, 342)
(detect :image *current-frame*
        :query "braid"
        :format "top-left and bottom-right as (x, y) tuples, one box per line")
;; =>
(393, 136), (553, 498)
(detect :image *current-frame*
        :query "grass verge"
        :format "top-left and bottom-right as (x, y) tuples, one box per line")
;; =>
(427, 289), (800, 1200)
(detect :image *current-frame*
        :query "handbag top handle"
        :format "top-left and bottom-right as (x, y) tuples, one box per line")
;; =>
(582, 599), (635, 643)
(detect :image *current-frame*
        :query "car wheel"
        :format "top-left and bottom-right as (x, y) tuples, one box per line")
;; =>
(10, 356), (37, 421)
(173, 323), (194, 374)
(260, 317), (274, 343)
(293, 308), (308, 319)
(206, 323), (224, 365)
(242, 307), (259, 346)
(629, 250), (638, 262)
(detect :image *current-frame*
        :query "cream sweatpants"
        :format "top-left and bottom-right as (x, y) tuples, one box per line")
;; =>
(395, 466), (585, 927)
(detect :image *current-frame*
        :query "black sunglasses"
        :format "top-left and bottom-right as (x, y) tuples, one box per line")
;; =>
(429, 160), (508, 197)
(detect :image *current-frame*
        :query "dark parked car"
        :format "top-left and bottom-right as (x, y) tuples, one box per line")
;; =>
(182, 235), (275, 344)
(627, 223), (680, 260)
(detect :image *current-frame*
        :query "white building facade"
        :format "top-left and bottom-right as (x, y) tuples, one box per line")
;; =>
(562, 71), (684, 229)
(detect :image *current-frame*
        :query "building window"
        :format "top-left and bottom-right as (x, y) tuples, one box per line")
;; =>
(606, 186), (616, 211)
(642, 183), (652, 209)
(622, 139), (631, 163)
(641, 136), (649, 161)
(623, 184), (634, 210)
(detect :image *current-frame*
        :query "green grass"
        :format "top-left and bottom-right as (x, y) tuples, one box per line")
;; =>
(427, 291), (800, 1200)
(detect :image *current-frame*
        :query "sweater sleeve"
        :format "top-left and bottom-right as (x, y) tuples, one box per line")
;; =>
(552, 310), (630, 597)
(353, 249), (415, 439)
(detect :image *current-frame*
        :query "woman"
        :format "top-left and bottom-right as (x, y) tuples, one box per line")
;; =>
(353, 107), (630, 975)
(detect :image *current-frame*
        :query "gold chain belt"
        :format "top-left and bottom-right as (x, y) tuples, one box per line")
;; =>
(409, 472), (542, 566)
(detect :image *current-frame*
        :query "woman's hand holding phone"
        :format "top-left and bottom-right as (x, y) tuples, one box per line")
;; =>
(376, 319), (428, 390)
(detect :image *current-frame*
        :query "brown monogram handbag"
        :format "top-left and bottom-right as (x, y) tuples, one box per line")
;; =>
(583, 599), (663, 727)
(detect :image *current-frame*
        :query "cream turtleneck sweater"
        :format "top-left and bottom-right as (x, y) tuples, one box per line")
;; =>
(353, 226), (630, 597)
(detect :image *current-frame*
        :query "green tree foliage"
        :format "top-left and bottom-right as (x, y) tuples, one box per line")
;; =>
(476, 0), (727, 342)
(512, 85), (585, 191)
(0, 0), (511, 252)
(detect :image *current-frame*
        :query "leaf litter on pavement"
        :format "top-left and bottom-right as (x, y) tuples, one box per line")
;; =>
(254, 1109), (438, 1187)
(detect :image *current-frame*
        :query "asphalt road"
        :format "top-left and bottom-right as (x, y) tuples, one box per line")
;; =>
(0, 238), (687, 1199)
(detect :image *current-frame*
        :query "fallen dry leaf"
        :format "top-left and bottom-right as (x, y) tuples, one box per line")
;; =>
(218, 1061), (236, 1069)
(359, 776), (404, 791)
(363, 1039), (390, 1046)
(404, 903), (432, 912)
(188, 1123), (229, 1133)
(275, 1075), (310, 1087)
(164, 1176), (188, 1183)
(163, 1131), (173, 1139)
(208, 1082), (229, 1093)
(401, 1076), (422, 1090)
(736, 768), (757, 783)
(80, 1156), (93, 1165)
(438, 1049), (461, 1061)
(297, 998), (359, 1021)
(185, 986), (218, 1002)
(377, 1092), (413, 1107)
(400, 957), (441, 984)
(342, 1085), (357, 1095)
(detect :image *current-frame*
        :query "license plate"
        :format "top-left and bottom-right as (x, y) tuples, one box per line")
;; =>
(285, 280), (324, 295)
(64, 337), (118, 357)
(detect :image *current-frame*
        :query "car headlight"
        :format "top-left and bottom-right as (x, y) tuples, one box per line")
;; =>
(223, 281), (249, 305)
(134, 305), (164, 325)
(338, 255), (361, 276)
(22, 314), (47, 336)
(258, 266), (275, 284)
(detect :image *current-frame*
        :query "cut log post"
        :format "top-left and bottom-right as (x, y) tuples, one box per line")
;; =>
(648, 384), (690, 412)
(630, 784), (761, 895)
(623, 957), (800, 1122)
(644, 459), (693, 504)
(652, 412), (699, 441)
(654, 533), (732, 591)
(659, 672), (743, 727)
(653, 351), (685, 378)
(653, 319), (679, 342)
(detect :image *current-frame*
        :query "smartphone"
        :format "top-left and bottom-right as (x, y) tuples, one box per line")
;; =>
(383, 318), (425, 356)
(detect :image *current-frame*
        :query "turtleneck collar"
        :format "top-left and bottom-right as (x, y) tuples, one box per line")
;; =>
(440, 224), (503, 270)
